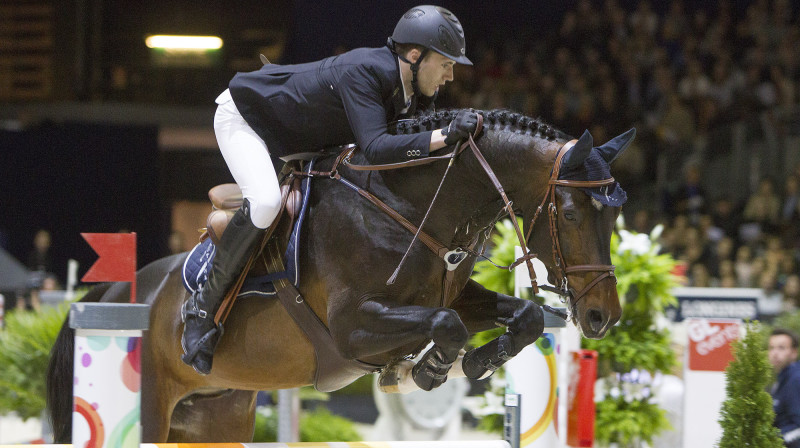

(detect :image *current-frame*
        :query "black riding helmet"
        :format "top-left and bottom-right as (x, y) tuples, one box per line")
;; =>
(388, 5), (472, 111)
(388, 5), (472, 65)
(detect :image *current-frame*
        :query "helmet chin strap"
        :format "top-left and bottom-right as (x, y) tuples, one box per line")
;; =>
(390, 40), (429, 112)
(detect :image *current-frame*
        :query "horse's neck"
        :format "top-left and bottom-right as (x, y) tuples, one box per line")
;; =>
(378, 132), (556, 245)
(379, 164), (494, 242)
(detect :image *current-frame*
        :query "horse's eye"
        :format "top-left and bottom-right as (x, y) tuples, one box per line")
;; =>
(564, 211), (576, 221)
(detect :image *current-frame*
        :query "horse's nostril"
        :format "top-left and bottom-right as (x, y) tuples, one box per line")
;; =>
(588, 309), (604, 332)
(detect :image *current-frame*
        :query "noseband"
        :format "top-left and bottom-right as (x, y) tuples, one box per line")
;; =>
(518, 139), (617, 315)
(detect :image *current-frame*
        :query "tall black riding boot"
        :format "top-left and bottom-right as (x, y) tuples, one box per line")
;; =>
(181, 199), (263, 374)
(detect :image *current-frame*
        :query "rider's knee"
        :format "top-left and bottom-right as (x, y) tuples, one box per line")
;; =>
(247, 193), (282, 229)
(428, 308), (468, 348)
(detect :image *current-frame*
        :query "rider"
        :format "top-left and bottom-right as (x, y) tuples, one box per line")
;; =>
(181, 5), (482, 374)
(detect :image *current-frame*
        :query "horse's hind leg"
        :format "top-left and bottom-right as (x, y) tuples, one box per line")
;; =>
(330, 296), (469, 391)
(167, 390), (258, 442)
(449, 279), (544, 379)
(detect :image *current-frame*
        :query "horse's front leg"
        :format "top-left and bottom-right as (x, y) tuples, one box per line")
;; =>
(329, 295), (469, 391)
(450, 279), (544, 380)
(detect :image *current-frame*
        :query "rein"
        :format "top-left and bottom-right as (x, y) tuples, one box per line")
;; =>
(296, 119), (617, 315)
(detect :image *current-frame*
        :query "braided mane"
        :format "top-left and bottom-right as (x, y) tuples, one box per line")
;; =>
(392, 109), (570, 141)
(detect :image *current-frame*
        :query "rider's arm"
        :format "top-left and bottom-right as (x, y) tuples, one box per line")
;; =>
(339, 64), (434, 165)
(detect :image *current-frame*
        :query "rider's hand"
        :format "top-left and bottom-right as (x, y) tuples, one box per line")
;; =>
(443, 110), (481, 145)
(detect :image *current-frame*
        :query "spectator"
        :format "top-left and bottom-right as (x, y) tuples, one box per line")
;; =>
(781, 175), (800, 245)
(743, 178), (781, 234)
(668, 165), (706, 223)
(629, 0), (659, 38)
(783, 274), (800, 310)
(768, 329), (800, 448)
(782, 176), (800, 221)
(678, 58), (711, 106)
(715, 237), (736, 263)
(758, 269), (783, 317)
(657, 92), (696, 147)
(718, 259), (737, 288)
(23, 229), (53, 312)
(711, 197), (742, 241)
(734, 245), (756, 287)
(689, 263), (712, 287)
(708, 58), (744, 112)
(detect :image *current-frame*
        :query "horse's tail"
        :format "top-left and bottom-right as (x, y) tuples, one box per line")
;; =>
(46, 282), (113, 443)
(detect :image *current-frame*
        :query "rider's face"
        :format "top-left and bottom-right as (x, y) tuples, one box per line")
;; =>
(415, 51), (455, 97)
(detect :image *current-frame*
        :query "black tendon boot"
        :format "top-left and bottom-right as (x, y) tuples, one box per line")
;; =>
(181, 199), (263, 374)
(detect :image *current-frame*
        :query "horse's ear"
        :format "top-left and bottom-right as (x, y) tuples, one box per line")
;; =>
(562, 130), (593, 170)
(596, 128), (636, 164)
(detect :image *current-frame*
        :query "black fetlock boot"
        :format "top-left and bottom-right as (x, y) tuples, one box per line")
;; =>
(412, 346), (456, 391)
(181, 199), (263, 374)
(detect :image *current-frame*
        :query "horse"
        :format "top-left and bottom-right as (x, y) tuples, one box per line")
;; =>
(47, 108), (631, 443)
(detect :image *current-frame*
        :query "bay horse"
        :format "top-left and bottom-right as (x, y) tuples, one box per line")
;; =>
(47, 109), (631, 442)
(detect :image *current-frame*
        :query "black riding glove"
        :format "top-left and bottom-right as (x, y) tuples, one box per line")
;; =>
(442, 110), (481, 146)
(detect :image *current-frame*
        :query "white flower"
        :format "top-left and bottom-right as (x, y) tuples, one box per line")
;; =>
(609, 386), (621, 399)
(616, 213), (626, 230)
(650, 224), (664, 241)
(617, 229), (652, 256)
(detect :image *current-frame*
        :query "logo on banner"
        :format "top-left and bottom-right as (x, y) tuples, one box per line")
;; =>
(687, 319), (740, 372)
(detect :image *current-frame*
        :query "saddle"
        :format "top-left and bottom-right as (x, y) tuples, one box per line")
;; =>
(204, 169), (302, 254)
(202, 162), (302, 320)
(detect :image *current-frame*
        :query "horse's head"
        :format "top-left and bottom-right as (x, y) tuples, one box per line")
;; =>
(524, 128), (635, 339)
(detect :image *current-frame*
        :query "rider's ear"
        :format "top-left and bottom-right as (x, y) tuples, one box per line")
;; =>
(596, 128), (636, 164)
(562, 130), (593, 171)
(406, 48), (422, 64)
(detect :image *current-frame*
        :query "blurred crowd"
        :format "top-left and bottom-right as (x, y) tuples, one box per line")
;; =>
(438, 0), (800, 317)
(444, 0), (798, 147)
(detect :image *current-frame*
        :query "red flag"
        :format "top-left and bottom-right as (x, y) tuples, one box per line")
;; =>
(82, 233), (137, 303)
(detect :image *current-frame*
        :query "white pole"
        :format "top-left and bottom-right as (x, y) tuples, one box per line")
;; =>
(66, 259), (79, 300)
(277, 388), (299, 442)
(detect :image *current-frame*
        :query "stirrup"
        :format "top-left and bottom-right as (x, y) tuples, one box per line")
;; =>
(180, 323), (224, 374)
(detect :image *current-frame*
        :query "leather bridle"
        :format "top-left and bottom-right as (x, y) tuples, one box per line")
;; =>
(299, 118), (617, 317)
(520, 139), (617, 319)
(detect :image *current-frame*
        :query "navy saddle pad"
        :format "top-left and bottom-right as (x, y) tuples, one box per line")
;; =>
(181, 159), (315, 298)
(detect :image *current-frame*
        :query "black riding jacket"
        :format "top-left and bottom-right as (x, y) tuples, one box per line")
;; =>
(229, 46), (432, 164)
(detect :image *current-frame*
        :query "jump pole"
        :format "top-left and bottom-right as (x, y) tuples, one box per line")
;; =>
(17, 443), (511, 448)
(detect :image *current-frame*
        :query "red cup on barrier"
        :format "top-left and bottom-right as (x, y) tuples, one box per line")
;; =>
(568, 349), (598, 447)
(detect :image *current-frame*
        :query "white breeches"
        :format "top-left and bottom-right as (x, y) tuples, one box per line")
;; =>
(214, 89), (281, 229)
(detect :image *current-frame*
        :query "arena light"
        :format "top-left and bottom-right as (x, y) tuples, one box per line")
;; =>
(145, 35), (223, 50)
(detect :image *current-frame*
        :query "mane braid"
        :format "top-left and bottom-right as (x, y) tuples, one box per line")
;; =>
(392, 108), (569, 141)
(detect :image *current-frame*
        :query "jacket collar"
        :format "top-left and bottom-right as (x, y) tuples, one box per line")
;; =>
(390, 56), (413, 118)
